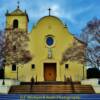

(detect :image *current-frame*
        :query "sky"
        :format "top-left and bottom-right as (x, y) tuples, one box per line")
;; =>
(0, 0), (100, 37)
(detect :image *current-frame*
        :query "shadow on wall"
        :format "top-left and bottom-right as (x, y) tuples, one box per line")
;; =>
(87, 68), (100, 79)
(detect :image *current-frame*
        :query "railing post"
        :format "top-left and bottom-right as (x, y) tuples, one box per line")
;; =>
(2, 60), (6, 85)
(83, 65), (85, 80)
(17, 65), (18, 80)
(36, 75), (37, 83)
(70, 76), (75, 93)
(30, 77), (34, 92)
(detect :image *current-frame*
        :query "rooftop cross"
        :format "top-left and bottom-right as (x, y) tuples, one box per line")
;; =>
(48, 8), (51, 16)
(17, 1), (20, 9)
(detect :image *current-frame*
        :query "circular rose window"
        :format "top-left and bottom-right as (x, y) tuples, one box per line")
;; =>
(46, 37), (54, 46)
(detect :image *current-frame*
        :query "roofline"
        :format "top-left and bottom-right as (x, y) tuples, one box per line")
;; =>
(36, 15), (65, 26)
(73, 35), (86, 45)
(5, 13), (29, 22)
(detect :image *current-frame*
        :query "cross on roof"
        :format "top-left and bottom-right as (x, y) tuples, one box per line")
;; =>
(17, 1), (20, 9)
(48, 8), (51, 16)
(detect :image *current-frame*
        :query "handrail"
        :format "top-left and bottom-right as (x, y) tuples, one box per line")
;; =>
(64, 75), (67, 82)
(64, 75), (71, 82)
(35, 75), (37, 83)
(64, 75), (75, 93)
(30, 77), (35, 92)
(70, 76), (75, 93)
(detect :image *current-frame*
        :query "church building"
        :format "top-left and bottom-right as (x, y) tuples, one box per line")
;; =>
(5, 4), (86, 82)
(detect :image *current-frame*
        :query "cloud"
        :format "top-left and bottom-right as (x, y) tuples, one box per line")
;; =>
(60, 4), (94, 24)
(0, 0), (100, 36)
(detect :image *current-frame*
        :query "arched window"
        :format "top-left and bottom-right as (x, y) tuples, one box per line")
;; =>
(13, 19), (18, 29)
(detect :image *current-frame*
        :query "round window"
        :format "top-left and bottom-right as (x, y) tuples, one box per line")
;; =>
(46, 37), (54, 46)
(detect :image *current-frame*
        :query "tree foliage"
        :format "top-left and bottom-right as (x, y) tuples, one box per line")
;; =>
(87, 68), (100, 78)
(0, 28), (32, 65)
(81, 18), (100, 69)
(61, 39), (86, 64)
(0, 30), (5, 68)
(61, 18), (100, 69)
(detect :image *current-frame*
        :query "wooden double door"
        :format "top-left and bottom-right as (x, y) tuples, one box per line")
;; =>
(44, 63), (56, 81)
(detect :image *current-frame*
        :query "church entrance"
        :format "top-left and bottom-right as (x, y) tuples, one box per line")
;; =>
(44, 63), (56, 81)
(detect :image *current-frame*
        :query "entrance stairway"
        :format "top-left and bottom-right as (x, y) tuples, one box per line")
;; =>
(9, 81), (95, 94)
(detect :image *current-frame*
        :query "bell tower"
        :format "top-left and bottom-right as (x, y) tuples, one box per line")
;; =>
(5, 1), (29, 32)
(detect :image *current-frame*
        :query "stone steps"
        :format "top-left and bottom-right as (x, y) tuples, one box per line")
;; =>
(20, 81), (81, 85)
(9, 82), (95, 94)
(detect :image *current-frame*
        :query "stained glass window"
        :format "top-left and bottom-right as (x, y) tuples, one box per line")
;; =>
(46, 37), (54, 46)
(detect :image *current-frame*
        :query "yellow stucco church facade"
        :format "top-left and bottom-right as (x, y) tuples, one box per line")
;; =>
(5, 6), (86, 82)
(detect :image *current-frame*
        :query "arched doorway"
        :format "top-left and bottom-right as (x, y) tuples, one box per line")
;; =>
(44, 63), (56, 81)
